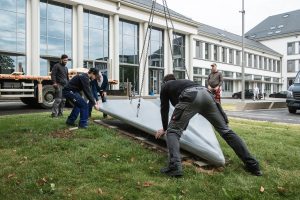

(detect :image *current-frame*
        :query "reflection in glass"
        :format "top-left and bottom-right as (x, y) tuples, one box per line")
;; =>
(84, 10), (109, 61)
(119, 20), (139, 65)
(40, 1), (72, 58)
(119, 65), (139, 93)
(1, 0), (16, 12)
(149, 28), (164, 68)
(173, 33), (185, 70)
(0, 54), (26, 74)
(0, 31), (17, 52)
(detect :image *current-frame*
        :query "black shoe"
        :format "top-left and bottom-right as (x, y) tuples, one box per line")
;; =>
(58, 113), (63, 117)
(78, 125), (88, 129)
(66, 121), (76, 126)
(160, 164), (183, 177)
(51, 113), (58, 118)
(245, 164), (263, 176)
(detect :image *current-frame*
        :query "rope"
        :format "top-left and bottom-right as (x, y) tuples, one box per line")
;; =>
(136, 0), (157, 117)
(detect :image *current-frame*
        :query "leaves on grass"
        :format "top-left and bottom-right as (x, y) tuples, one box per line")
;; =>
(182, 159), (193, 167)
(36, 177), (48, 186)
(96, 188), (103, 195)
(260, 186), (265, 193)
(277, 186), (287, 194)
(7, 173), (16, 179)
(50, 129), (74, 139)
(195, 166), (224, 175)
(143, 181), (154, 187)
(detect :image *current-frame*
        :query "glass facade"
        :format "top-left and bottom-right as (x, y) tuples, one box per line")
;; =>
(119, 20), (139, 93)
(40, 0), (72, 75)
(84, 10), (109, 62)
(149, 28), (164, 67)
(173, 33), (185, 69)
(195, 41), (202, 59)
(148, 28), (164, 95)
(0, 0), (26, 74)
(119, 20), (139, 64)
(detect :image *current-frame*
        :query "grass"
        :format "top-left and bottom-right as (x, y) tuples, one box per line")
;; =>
(0, 111), (299, 200)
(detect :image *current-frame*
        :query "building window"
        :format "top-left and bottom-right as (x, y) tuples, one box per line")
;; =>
(287, 42), (295, 55)
(254, 55), (258, 68)
(269, 59), (272, 71)
(0, 0), (26, 74)
(193, 77), (202, 85)
(264, 76), (271, 82)
(40, 0), (72, 57)
(247, 53), (252, 67)
(195, 41), (202, 59)
(259, 56), (263, 69)
(229, 49), (233, 64)
(222, 80), (233, 92)
(264, 57), (267, 70)
(287, 60), (296, 72)
(214, 45), (219, 61)
(223, 71), (233, 78)
(205, 68), (210, 75)
(221, 47), (227, 63)
(204, 43), (210, 60)
(254, 75), (262, 81)
(173, 33), (185, 75)
(119, 20), (139, 64)
(277, 60), (281, 72)
(84, 10), (109, 63)
(299, 42), (300, 54)
(149, 28), (164, 68)
(236, 50), (241, 66)
(174, 71), (185, 79)
(193, 67), (202, 75)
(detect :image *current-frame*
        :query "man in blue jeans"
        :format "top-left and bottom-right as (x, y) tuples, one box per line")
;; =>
(63, 68), (100, 128)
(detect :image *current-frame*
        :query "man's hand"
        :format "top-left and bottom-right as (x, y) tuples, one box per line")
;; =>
(155, 129), (166, 139)
(94, 103), (100, 110)
(53, 83), (58, 88)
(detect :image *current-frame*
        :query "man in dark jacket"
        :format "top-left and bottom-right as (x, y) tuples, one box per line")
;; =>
(51, 54), (69, 117)
(155, 74), (262, 177)
(89, 72), (109, 118)
(63, 68), (100, 128)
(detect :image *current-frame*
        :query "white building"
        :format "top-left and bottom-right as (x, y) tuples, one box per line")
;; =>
(0, 0), (292, 97)
(246, 9), (300, 90)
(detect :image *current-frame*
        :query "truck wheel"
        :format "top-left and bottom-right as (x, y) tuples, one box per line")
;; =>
(20, 97), (38, 106)
(233, 94), (239, 99)
(40, 85), (55, 109)
(288, 107), (297, 114)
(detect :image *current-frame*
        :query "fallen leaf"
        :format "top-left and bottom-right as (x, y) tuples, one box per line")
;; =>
(130, 157), (135, 162)
(143, 181), (154, 187)
(260, 186), (265, 193)
(97, 188), (103, 195)
(277, 186), (287, 193)
(7, 173), (16, 179)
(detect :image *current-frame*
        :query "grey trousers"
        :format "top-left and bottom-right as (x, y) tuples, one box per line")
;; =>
(166, 87), (259, 168)
(52, 85), (66, 116)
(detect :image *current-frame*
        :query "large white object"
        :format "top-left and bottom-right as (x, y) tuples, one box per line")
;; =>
(99, 98), (225, 166)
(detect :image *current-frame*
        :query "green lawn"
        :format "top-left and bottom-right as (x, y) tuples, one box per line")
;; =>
(0, 111), (299, 200)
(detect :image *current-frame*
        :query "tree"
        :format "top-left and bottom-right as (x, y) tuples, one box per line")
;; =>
(0, 55), (15, 74)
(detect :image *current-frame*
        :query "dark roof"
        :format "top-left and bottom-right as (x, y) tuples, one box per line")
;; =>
(245, 9), (300, 40)
(123, 0), (194, 23)
(198, 23), (281, 56)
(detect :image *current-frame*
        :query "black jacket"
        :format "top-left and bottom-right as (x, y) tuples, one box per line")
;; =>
(51, 63), (69, 86)
(160, 79), (199, 131)
(64, 73), (95, 106)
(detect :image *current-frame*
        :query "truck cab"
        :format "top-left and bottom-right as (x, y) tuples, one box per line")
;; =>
(286, 71), (300, 113)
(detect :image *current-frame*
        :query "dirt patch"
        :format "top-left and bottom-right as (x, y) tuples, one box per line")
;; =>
(50, 129), (74, 139)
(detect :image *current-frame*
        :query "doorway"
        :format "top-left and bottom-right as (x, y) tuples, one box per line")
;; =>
(149, 69), (163, 95)
(119, 65), (139, 94)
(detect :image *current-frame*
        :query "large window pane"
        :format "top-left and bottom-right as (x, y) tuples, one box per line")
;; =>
(17, 33), (25, 52)
(17, 0), (26, 14)
(47, 20), (64, 38)
(0, 54), (26, 74)
(48, 3), (64, 21)
(0, 31), (17, 52)
(48, 37), (64, 55)
(90, 13), (103, 29)
(0, 10), (17, 31)
(40, 2), (47, 18)
(17, 13), (26, 33)
(1, 0), (16, 12)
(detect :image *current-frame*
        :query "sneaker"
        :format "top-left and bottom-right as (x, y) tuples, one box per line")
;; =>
(245, 164), (263, 176)
(160, 164), (183, 177)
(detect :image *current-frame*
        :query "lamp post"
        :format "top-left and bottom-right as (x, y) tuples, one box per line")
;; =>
(240, 0), (245, 101)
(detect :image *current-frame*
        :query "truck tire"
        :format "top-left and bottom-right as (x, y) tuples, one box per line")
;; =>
(20, 97), (38, 106)
(40, 85), (55, 109)
(233, 94), (239, 99)
(288, 107), (297, 114)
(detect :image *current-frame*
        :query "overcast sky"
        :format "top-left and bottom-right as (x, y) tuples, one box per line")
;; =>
(166, 0), (300, 35)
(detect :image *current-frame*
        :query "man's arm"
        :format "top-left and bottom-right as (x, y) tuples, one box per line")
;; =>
(80, 75), (96, 106)
(218, 72), (223, 87)
(51, 64), (58, 84)
(160, 86), (170, 131)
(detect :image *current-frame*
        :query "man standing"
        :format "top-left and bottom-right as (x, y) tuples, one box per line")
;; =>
(208, 63), (223, 103)
(51, 54), (69, 117)
(156, 74), (262, 177)
(63, 68), (100, 128)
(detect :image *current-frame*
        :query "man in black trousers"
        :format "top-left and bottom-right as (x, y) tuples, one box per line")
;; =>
(156, 74), (262, 177)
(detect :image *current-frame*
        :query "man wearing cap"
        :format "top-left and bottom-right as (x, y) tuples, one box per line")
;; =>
(63, 68), (100, 128)
(208, 63), (223, 103)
